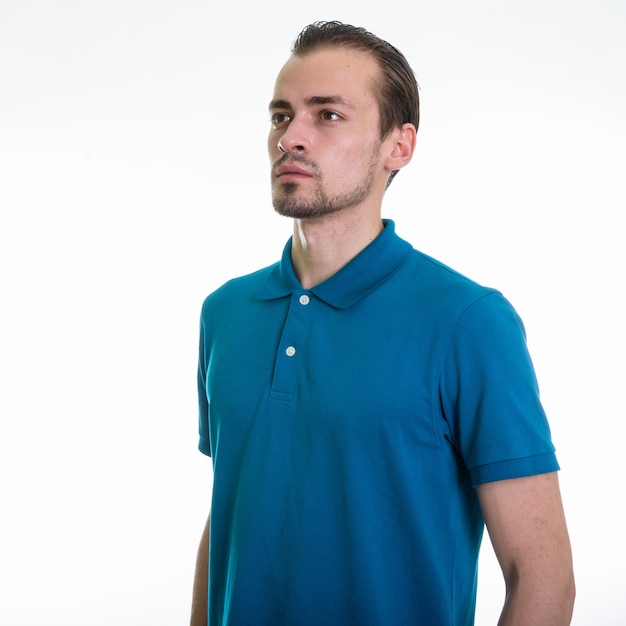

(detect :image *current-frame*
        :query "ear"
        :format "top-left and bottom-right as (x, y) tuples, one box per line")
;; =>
(384, 123), (417, 172)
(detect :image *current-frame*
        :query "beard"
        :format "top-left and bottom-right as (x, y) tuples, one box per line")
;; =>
(271, 152), (379, 219)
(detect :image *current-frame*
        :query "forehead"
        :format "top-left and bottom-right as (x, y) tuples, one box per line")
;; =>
(272, 47), (380, 105)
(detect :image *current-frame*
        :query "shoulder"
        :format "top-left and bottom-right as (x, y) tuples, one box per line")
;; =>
(408, 247), (491, 295)
(200, 263), (278, 317)
(399, 247), (514, 328)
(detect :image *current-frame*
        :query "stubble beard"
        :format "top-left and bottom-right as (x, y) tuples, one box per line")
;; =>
(271, 153), (379, 219)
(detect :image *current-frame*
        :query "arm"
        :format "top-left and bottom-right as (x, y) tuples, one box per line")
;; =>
(190, 513), (210, 626)
(477, 472), (575, 625)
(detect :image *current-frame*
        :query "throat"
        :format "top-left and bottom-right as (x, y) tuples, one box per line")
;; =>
(291, 216), (384, 288)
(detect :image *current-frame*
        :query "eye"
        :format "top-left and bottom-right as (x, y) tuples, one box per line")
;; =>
(320, 110), (341, 122)
(270, 112), (291, 128)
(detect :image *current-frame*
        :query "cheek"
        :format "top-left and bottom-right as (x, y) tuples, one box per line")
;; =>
(337, 141), (380, 173)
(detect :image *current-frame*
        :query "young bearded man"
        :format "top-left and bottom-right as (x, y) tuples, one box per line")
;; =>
(191, 21), (575, 626)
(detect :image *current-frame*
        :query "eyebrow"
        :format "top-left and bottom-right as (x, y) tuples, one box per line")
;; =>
(268, 95), (355, 111)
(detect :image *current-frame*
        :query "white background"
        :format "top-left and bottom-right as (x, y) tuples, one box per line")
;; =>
(1, 1), (624, 624)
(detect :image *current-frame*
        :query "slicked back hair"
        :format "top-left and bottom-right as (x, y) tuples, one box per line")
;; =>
(291, 21), (420, 186)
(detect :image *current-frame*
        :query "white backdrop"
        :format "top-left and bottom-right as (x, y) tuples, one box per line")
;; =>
(1, 1), (624, 624)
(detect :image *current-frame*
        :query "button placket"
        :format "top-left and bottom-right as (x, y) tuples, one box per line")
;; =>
(270, 292), (312, 401)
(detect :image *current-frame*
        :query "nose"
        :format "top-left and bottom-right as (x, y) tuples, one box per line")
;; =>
(278, 138), (304, 153)
(277, 118), (309, 154)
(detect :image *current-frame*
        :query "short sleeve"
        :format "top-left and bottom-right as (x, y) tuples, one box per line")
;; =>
(197, 308), (212, 457)
(440, 292), (558, 486)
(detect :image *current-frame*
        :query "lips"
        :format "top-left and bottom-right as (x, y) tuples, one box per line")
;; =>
(275, 163), (313, 178)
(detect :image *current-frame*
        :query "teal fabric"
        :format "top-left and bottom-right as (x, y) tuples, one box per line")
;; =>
(197, 220), (558, 625)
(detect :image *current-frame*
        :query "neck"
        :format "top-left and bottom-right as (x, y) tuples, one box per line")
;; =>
(290, 209), (384, 289)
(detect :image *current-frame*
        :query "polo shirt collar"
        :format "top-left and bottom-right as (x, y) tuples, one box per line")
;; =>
(257, 219), (412, 309)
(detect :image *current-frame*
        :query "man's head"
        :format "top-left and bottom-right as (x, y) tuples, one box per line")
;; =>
(268, 21), (418, 219)
(291, 21), (419, 186)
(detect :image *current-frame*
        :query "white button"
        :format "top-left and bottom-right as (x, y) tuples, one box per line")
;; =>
(285, 346), (296, 357)
(299, 294), (310, 306)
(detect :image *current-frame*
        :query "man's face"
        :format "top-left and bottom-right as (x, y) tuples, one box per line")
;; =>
(268, 47), (388, 219)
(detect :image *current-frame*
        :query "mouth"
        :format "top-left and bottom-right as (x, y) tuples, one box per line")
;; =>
(273, 157), (316, 181)
(275, 166), (312, 180)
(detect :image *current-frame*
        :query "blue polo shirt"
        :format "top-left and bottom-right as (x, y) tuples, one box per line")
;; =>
(197, 220), (558, 626)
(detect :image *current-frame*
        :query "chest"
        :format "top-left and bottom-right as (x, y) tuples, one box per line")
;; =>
(203, 289), (452, 455)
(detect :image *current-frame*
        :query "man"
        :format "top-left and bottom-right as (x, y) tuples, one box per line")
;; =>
(191, 21), (575, 626)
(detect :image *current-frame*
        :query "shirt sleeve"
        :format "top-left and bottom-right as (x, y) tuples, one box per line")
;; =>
(197, 306), (212, 457)
(440, 291), (559, 486)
